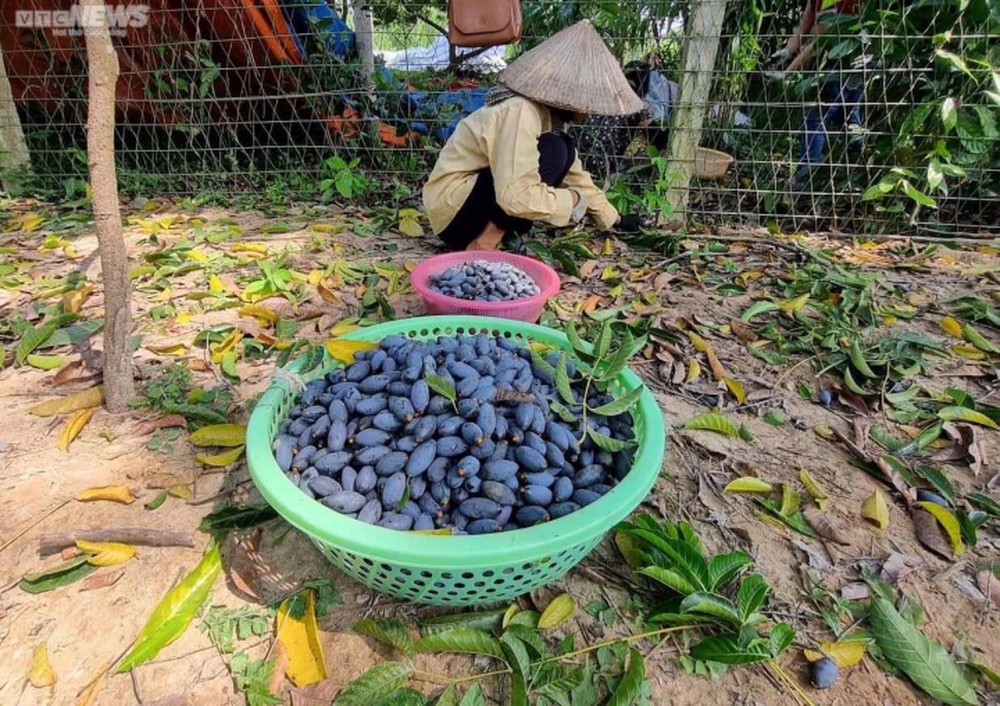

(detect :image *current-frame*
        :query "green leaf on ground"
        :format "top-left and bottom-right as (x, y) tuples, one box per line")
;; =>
(869, 597), (977, 705)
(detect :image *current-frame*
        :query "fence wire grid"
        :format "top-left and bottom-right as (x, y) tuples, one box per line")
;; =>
(1, 0), (998, 237)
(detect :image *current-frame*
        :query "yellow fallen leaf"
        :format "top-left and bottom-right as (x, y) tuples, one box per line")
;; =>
(189, 424), (246, 447)
(146, 343), (189, 356)
(951, 344), (987, 361)
(231, 243), (269, 255)
(799, 469), (829, 511)
(209, 275), (225, 294)
(601, 238), (613, 256)
(614, 531), (645, 568)
(803, 648), (824, 663)
(174, 312), (193, 325)
(538, 593), (575, 630)
(58, 408), (95, 452)
(684, 358), (701, 383)
(398, 217), (424, 237)
(724, 477), (773, 494)
(184, 249), (212, 264)
(777, 293), (810, 315)
(17, 212), (46, 233)
(76, 540), (136, 567)
(195, 445), (246, 467)
(940, 316), (964, 339)
(410, 528), (453, 536)
(30, 387), (104, 417)
(963, 323), (1000, 354)
(861, 489), (889, 530)
(779, 484), (801, 517)
(723, 377), (746, 404)
(916, 501), (965, 556)
(329, 319), (361, 337)
(210, 330), (243, 364)
(805, 641), (866, 668)
(62, 285), (93, 314)
(276, 589), (327, 687)
(325, 339), (377, 364)
(76, 485), (136, 504)
(76, 668), (107, 706)
(167, 484), (194, 499)
(237, 304), (279, 323)
(29, 642), (56, 687)
(151, 287), (173, 302)
(813, 425), (836, 440)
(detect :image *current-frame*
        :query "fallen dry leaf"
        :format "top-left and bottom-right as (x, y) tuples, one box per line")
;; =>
(225, 528), (264, 602)
(76, 485), (136, 504)
(79, 569), (125, 592)
(29, 642), (56, 687)
(977, 570), (1000, 609)
(880, 552), (920, 585)
(136, 415), (188, 435)
(30, 387), (104, 417)
(803, 509), (851, 545)
(911, 509), (952, 560)
(58, 408), (95, 451)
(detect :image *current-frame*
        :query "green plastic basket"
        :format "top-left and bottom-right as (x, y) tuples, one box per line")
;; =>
(246, 316), (666, 606)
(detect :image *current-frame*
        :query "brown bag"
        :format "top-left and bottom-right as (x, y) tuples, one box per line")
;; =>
(448, 0), (523, 48)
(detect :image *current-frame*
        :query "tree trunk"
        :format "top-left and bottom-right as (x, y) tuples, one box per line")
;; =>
(0, 45), (31, 190)
(353, 1), (375, 92)
(664, 0), (729, 224)
(82, 0), (136, 412)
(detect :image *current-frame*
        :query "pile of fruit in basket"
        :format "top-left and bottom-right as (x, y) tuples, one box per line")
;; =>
(272, 332), (636, 534)
(427, 260), (541, 303)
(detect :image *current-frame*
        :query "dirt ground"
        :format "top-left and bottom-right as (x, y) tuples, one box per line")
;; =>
(1, 198), (998, 706)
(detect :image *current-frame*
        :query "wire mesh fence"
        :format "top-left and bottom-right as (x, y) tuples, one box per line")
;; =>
(0, 0), (997, 236)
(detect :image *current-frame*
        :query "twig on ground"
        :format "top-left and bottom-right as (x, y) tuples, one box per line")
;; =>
(38, 528), (195, 554)
(0, 500), (70, 554)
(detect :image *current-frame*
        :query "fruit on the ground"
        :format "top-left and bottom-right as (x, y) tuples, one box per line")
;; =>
(272, 332), (637, 533)
(810, 657), (840, 689)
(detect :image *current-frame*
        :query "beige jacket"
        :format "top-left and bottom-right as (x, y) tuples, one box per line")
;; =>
(422, 96), (619, 235)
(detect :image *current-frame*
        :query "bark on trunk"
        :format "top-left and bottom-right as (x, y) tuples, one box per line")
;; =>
(82, 0), (136, 412)
(0, 45), (31, 189)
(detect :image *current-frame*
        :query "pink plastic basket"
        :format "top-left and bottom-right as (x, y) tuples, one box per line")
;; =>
(410, 251), (561, 323)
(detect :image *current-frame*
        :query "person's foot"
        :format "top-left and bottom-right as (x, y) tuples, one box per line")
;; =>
(466, 222), (505, 251)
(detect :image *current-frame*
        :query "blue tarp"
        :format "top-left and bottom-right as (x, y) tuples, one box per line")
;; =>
(396, 88), (488, 141)
(280, 0), (355, 58)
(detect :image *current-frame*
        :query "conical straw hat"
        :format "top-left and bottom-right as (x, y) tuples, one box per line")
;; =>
(498, 20), (644, 116)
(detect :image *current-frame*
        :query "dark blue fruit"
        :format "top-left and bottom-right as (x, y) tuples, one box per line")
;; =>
(482, 460), (518, 482)
(522, 485), (553, 507)
(482, 480), (516, 506)
(572, 489), (602, 506)
(356, 445), (391, 466)
(354, 428), (391, 447)
(437, 436), (469, 458)
(355, 394), (388, 416)
(514, 446), (547, 473)
(549, 501), (580, 518)
(553, 477), (574, 502)
(358, 499), (382, 524)
(378, 513), (414, 530)
(410, 380), (430, 413)
(359, 374), (391, 394)
(373, 410), (403, 432)
(355, 466), (377, 494)
(406, 440), (437, 476)
(375, 451), (408, 476)
(467, 519), (503, 535)
(515, 505), (550, 526)
(459, 497), (502, 519)
(323, 491), (367, 514)
(381, 473), (407, 508)
(818, 390), (833, 407)
(810, 658), (840, 689)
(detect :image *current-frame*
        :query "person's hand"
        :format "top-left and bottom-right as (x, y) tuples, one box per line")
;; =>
(763, 69), (787, 83)
(769, 47), (792, 65)
(571, 191), (581, 207)
(615, 214), (645, 232)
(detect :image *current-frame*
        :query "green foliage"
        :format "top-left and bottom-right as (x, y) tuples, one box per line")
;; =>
(200, 605), (274, 654)
(320, 156), (372, 203)
(833, 1), (1000, 221)
(131, 362), (233, 428)
(618, 515), (795, 671)
(229, 652), (283, 706)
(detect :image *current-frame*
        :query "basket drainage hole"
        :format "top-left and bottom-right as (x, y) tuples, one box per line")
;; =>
(461, 572), (474, 579)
